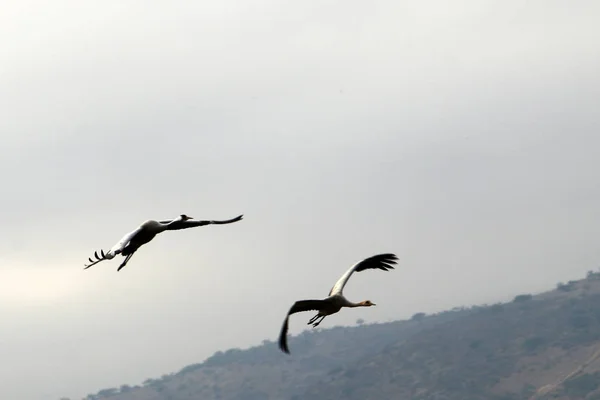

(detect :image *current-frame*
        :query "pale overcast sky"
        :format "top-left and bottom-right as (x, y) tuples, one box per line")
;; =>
(1, 1), (599, 399)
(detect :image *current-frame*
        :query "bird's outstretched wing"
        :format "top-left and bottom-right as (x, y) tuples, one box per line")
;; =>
(83, 227), (142, 269)
(328, 253), (397, 296)
(84, 249), (110, 269)
(278, 299), (327, 354)
(164, 214), (244, 231)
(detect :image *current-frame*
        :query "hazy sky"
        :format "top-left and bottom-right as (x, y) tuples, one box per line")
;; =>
(1, 1), (599, 399)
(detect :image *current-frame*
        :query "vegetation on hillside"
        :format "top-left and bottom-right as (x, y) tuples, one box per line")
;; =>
(67, 270), (600, 400)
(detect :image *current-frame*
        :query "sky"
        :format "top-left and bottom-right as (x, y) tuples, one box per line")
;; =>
(1, 1), (599, 399)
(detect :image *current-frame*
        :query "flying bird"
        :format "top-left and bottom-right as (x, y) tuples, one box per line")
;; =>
(278, 253), (397, 354)
(83, 214), (243, 271)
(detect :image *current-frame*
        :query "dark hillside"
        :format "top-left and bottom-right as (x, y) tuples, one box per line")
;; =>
(77, 272), (600, 400)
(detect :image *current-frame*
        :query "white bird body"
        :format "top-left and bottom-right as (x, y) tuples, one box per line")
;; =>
(84, 213), (243, 271)
(278, 253), (397, 354)
(103, 226), (144, 259)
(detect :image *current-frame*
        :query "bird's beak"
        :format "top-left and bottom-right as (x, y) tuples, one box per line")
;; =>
(372, 303), (377, 306)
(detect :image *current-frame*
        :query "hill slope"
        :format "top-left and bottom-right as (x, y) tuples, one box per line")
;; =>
(78, 272), (600, 400)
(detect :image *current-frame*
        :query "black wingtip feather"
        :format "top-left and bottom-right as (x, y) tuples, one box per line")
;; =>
(355, 253), (398, 272)
(84, 249), (109, 269)
(279, 339), (290, 354)
(278, 317), (291, 354)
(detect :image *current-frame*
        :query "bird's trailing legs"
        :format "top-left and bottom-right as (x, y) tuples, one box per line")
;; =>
(307, 314), (326, 328)
(117, 253), (134, 272)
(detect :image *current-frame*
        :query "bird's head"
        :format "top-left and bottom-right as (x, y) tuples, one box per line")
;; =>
(360, 300), (376, 307)
(180, 214), (194, 221)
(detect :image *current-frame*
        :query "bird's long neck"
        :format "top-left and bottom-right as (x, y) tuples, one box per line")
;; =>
(156, 223), (170, 232)
(347, 302), (366, 308)
(342, 298), (366, 308)
(164, 217), (184, 229)
(155, 219), (180, 233)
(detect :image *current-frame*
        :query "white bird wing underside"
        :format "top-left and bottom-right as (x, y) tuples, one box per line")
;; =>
(328, 263), (358, 296)
(109, 227), (142, 254)
(327, 254), (398, 296)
